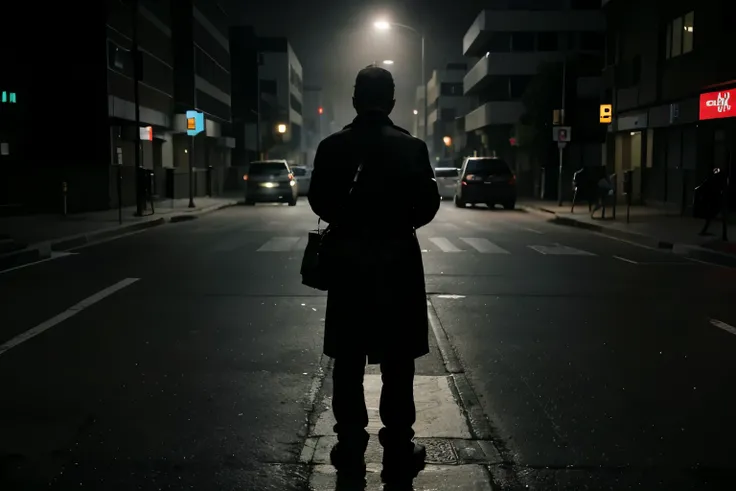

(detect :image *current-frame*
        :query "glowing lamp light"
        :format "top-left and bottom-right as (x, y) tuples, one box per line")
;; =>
(318, 107), (324, 114)
(374, 20), (391, 30)
(443, 136), (452, 147)
(277, 123), (287, 134)
(413, 109), (418, 115)
(382, 60), (394, 65)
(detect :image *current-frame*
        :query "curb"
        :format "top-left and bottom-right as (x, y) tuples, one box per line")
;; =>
(520, 204), (736, 266)
(0, 201), (237, 271)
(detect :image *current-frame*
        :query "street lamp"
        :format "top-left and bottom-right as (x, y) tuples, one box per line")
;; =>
(276, 123), (287, 134)
(373, 19), (426, 143)
(382, 59), (394, 65)
(413, 109), (418, 115)
(443, 136), (452, 147)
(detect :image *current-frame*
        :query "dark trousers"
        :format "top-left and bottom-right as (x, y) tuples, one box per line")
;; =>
(332, 356), (416, 451)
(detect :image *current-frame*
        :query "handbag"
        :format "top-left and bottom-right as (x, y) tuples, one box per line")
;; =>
(300, 161), (365, 291)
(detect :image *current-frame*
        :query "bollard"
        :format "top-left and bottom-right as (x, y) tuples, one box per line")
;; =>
(62, 181), (68, 216)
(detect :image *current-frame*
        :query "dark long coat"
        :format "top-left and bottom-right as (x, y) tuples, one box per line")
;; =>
(307, 112), (440, 363)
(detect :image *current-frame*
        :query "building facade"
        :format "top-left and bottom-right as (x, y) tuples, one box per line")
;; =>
(413, 86), (426, 140)
(602, 0), (736, 210)
(461, 0), (605, 197)
(0, 1), (233, 213)
(302, 85), (325, 168)
(171, 0), (235, 199)
(426, 63), (472, 166)
(257, 37), (305, 166)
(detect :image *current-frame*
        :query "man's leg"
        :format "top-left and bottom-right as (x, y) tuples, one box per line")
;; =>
(378, 358), (425, 482)
(330, 356), (369, 470)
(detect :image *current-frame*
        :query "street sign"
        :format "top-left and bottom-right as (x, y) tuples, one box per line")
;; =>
(139, 126), (153, 141)
(552, 126), (571, 142)
(186, 110), (204, 136)
(600, 104), (612, 124)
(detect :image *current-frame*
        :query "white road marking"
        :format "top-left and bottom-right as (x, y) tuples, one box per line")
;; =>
(257, 237), (300, 251)
(516, 225), (544, 234)
(437, 222), (460, 230)
(0, 278), (140, 357)
(710, 318), (736, 337)
(429, 237), (462, 252)
(437, 294), (466, 299)
(459, 238), (510, 254)
(529, 244), (596, 256)
(295, 236), (309, 251)
(613, 255), (639, 264)
(0, 252), (78, 275)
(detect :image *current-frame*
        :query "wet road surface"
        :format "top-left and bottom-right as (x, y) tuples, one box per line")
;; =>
(1, 200), (734, 490)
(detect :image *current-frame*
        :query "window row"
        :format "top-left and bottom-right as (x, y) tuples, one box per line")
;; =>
(484, 31), (604, 54)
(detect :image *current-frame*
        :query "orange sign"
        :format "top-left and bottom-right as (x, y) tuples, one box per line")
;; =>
(187, 118), (196, 130)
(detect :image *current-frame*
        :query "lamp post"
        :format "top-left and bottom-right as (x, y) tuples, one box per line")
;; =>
(374, 20), (426, 143)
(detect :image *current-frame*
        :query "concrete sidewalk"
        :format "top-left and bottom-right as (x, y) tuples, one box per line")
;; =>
(0, 196), (239, 269)
(302, 303), (502, 490)
(520, 200), (736, 265)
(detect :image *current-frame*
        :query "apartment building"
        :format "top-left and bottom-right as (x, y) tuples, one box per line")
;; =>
(413, 86), (426, 139)
(602, 0), (736, 209)
(426, 63), (472, 165)
(461, 0), (605, 196)
(257, 37), (305, 166)
(0, 1), (233, 213)
(171, 0), (235, 199)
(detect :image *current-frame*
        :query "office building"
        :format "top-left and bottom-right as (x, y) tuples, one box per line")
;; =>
(602, 0), (736, 209)
(461, 0), (605, 196)
(426, 63), (472, 166)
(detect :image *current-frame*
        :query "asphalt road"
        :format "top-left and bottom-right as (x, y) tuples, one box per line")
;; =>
(1, 199), (735, 490)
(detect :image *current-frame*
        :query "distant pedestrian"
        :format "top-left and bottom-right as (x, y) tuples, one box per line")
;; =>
(694, 167), (727, 235)
(591, 174), (613, 218)
(307, 65), (440, 486)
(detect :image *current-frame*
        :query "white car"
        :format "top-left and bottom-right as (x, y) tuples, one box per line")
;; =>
(291, 166), (312, 196)
(434, 167), (460, 199)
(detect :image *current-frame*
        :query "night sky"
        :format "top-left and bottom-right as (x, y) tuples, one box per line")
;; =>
(222, 0), (488, 130)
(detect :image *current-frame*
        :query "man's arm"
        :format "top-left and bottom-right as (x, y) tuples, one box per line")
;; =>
(307, 140), (338, 224)
(411, 141), (441, 229)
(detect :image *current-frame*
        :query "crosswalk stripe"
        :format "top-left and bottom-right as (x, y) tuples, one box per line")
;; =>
(429, 237), (463, 252)
(528, 244), (596, 256)
(459, 237), (510, 254)
(257, 237), (301, 252)
(295, 236), (308, 251)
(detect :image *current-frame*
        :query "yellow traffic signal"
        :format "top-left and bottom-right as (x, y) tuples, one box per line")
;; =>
(600, 104), (612, 124)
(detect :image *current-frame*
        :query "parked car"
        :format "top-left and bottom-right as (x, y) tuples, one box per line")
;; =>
(243, 160), (298, 206)
(434, 167), (460, 199)
(291, 166), (312, 196)
(454, 157), (516, 210)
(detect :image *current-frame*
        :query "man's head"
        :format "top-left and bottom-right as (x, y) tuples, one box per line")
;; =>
(352, 65), (395, 115)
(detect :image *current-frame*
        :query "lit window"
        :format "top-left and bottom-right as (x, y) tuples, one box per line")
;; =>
(683, 11), (694, 53)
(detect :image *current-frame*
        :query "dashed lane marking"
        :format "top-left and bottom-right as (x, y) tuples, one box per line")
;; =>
(710, 318), (736, 337)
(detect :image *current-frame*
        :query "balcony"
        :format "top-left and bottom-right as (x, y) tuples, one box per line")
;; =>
(464, 52), (568, 95)
(464, 101), (524, 132)
(463, 9), (605, 57)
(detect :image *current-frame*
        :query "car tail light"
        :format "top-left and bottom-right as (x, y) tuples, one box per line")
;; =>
(243, 174), (248, 181)
(464, 174), (482, 182)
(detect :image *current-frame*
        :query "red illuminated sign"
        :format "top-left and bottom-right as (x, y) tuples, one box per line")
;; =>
(699, 89), (736, 120)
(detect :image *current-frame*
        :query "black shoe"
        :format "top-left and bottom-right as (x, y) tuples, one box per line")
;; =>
(330, 433), (370, 473)
(380, 442), (426, 485)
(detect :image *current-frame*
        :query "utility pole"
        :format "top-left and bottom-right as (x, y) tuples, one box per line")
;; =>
(132, 0), (144, 216)
(557, 58), (567, 206)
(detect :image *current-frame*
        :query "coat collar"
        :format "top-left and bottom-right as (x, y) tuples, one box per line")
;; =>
(344, 111), (394, 129)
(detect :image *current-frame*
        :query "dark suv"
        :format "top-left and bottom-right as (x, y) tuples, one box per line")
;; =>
(454, 157), (516, 210)
(244, 160), (298, 206)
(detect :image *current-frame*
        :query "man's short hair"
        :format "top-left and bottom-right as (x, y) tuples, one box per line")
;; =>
(353, 65), (395, 107)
